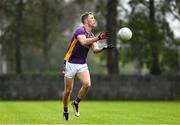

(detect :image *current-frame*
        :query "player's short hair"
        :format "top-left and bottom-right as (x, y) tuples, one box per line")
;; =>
(81, 12), (93, 24)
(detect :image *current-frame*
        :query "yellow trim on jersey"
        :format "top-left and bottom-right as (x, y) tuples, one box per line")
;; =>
(64, 38), (78, 61)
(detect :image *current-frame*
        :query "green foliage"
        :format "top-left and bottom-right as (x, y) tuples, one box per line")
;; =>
(119, 0), (179, 74)
(0, 0), (76, 73)
(0, 0), (180, 74)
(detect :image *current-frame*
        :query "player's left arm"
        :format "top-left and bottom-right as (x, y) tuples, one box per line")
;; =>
(91, 42), (103, 54)
(91, 42), (115, 54)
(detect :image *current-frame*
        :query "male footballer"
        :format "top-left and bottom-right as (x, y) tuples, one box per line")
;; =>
(62, 12), (114, 121)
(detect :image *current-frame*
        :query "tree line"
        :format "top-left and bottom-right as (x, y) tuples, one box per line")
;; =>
(0, 0), (179, 75)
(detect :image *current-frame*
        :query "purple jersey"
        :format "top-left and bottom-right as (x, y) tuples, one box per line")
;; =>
(64, 27), (94, 64)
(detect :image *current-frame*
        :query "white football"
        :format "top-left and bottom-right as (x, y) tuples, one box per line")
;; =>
(118, 27), (132, 40)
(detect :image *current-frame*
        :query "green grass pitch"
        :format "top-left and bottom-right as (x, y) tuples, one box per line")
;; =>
(0, 101), (179, 124)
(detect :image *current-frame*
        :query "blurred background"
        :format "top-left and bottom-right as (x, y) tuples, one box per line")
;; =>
(0, 0), (180, 100)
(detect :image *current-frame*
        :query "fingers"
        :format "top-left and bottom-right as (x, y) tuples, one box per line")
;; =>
(98, 32), (107, 40)
(105, 32), (113, 37)
(107, 44), (115, 49)
(102, 44), (115, 50)
(98, 32), (113, 40)
(101, 32), (111, 39)
(62, 67), (66, 74)
(99, 33), (107, 40)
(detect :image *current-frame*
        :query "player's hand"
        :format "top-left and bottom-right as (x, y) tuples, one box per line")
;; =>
(102, 44), (115, 50)
(98, 32), (111, 40)
(62, 67), (66, 74)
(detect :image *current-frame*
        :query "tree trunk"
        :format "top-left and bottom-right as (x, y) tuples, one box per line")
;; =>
(106, 0), (119, 74)
(149, 0), (161, 75)
(15, 0), (23, 74)
(42, 1), (50, 73)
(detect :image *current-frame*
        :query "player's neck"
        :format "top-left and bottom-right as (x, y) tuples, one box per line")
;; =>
(83, 24), (92, 34)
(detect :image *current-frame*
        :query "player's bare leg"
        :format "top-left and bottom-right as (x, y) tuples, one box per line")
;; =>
(77, 71), (91, 98)
(63, 77), (74, 121)
(72, 70), (91, 117)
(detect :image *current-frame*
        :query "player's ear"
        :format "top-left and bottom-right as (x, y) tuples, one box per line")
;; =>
(83, 18), (88, 24)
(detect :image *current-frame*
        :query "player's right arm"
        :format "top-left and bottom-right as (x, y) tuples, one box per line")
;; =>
(77, 32), (107, 46)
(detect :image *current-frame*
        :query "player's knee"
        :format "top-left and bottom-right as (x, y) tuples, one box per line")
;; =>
(65, 88), (72, 95)
(83, 82), (91, 88)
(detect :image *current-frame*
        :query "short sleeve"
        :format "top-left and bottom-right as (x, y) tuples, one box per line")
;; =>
(74, 27), (86, 37)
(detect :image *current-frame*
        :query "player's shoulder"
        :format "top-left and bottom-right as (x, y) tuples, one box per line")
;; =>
(74, 26), (86, 35)
(75, 26), (84, 31)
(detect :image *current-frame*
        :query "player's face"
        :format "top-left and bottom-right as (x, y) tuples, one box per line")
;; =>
(86, 14), (96, 27)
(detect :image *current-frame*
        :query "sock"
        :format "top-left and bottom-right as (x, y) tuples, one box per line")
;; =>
(74, 97), (81, 104)
(64, 107), (68, 113)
